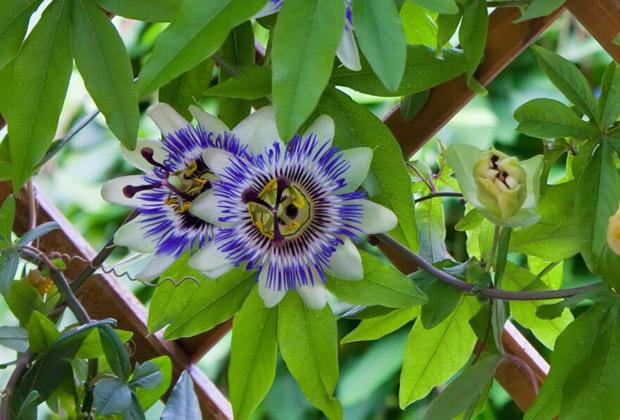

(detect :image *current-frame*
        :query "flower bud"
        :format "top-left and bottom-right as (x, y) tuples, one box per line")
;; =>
(608, 204), (620, 256)
(473, 150), (527, 219)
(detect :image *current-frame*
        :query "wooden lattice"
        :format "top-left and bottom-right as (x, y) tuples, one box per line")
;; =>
(1, 1), (618, 418)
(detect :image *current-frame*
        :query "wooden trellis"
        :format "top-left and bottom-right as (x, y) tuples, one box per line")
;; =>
(0, 1), (618, 418)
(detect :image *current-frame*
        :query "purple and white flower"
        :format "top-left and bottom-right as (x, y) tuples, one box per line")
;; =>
(189, 111), (397, 309)
(101, 104), (282, 281)
(254, 0), (361, 71)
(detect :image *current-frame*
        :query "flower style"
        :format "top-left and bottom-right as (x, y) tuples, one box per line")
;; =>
(608, 203), (620, 256)
(446, 144), (543, 228)
(101, 104), (281, 281)
(254, 0), (361, 71)
(188, 112), (397, 309)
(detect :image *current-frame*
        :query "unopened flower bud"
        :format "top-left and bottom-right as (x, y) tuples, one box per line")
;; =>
(608, 204), (620, 256)
(473, 150), (527, 219)
(25, 269), (53, 296)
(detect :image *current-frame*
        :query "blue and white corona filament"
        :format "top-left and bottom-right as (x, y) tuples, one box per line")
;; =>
(254, 0), (361, 71)
(189, 112), (397, 309)
(101, 104), (280, 281)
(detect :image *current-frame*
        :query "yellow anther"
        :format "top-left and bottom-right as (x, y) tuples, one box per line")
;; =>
(184, 160), (198, 177)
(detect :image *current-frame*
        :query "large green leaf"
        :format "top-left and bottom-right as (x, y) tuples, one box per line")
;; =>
(160, 59), (214, 120)
(71, 0), (139, 149)
(326, 250), (426, 308)
(6, 280), (44, 325)
(27, 311), (60, 353)
(341, 306), (420, 344)
(134, 356), (172, 410)
(100, 325), (131, 380)
(459, 0), (488, 92)
(598, 62), (620, 129)
(410, 0), (458, 14)
(352, 0), (406, 92)
(513, 0), (565, 23)
(331, 45), (466, 97)
(575, 141), (620, 275)
(272, 0), (344, 140)
(93, 379), (132, 416)
(531, 45), (599, 123)
(95, 0), (180, 22)
(278, 293), (341, 419)
(7, 0), (72, 190)
(525, 304), (610, 419)
(503, 263), (572, 349)
(400, 1), (438, 47)
(514, 98), (598, 139)
(204, 65), (270, 100)
(399, 296), (479, 407)
(317, 88), (418, 250)
(0, 0), (42, 69)
(229, 287), (278, 420)
(136, 0), (264, 94)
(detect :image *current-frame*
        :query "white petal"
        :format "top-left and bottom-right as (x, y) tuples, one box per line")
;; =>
(202, 148), (236, 176)
(189, 105), (229, 137)
(337, 147), (373, 193)
(258, 262), (286, 308)
(147, 103), (190, 137)
(113, 216), (157, 254)
(190, 190), (226, 226)
(336, 25), (361, 71)
(122, 139), (166, 173)
(101, 175), (148, 208)
(203, 264), (234, 279)
(297, 280), (327, 310)
(358, 200), (398, 234)
(136, 254), (176, 281)
(188, 241), (231, 272)
(232, 106), (284, 154)
(325, 238), (363, 281)
(253, 0), (281, 19)
(303, 115), (334, 149)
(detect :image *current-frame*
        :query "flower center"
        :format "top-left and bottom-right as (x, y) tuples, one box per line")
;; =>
(487, 154), (518, 190)
(123, 147), (215, 214)
(243, 177), (311, 246)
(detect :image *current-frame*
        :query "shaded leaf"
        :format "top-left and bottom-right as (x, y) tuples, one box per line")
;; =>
(93, 379), (132, 416)
(134, 356), (172, 410)
(27, 310), (60, 353)
(100, 325), (131, 380)
(514, 0), (565, 23)
(0, 325), (28, 352)
(95, 0), (180, 22)
(130, 361), (162, 390)
(161, 371), (202, 420)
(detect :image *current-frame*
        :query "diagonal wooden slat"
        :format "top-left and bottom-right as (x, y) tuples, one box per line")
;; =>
(567, 0), (620, 62)
(0, 183), (232, 420)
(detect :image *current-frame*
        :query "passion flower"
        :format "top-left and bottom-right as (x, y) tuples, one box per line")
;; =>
(188, 112), (397, 309)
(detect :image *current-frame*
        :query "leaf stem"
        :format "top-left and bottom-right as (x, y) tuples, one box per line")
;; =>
(373, 233), (602, 301)
(415, 191), (463, 203)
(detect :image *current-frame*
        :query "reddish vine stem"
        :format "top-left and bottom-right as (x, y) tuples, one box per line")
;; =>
(373, 233), (602, 301)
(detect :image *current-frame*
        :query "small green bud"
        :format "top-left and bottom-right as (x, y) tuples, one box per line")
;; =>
(473, 150), (527, 219)
(608, 204), (620, 256)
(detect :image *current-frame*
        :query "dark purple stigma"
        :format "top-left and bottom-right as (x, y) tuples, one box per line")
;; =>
(242, 188), (271, 209)
(141, 147), (168, 171)
(123, 183), (161, 198)
(162, 179), (194, 201)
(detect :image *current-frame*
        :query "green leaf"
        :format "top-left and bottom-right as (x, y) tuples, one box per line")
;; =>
(278, 293), (342, 419)
(318, 88), (418, 250)
(416, 197), (450, 262)
(598, 62), (620, 129)
(6, 280), (44, 325)
(272, 0), (344, 139)
(17, 221), (59, 246)
(204, 65), (270, 100)
(331, 45), (466, 97)
(341, 305), (420, 344)
(525, 304), (610, 419)
(161, 371), (202, 420)
(410, 0), (458, 14)
(76, 328), (133, 359)
(160, 59), (214, 119)
(136, 0), (265, 94)
(71, 0), (139, 149)
(353, 0), (406, 92)
(0, 0), (42, 69)
(436, 13), (461, 51)
(130, 361), (162, 390)
(400, 89), (430, 121)
(162, 269), (255, 340)
(0, 194), (15, 243)
(326, 250), (426, 308)
(134, 356), (172, 410)
(400, 1), (438, 47)
(423, 354), (501, 420)
(510, 182), (580, 262)
(93, 378), (132, 416)
(531, 45), (598, 122)
(399, 296), (479, 408)
(0, 250), (19, 296)
(27, 311), (60, 353)
(575, 141), (620, 274)
(124, 394), (146, 420)
(514, 98), (598, 139)
(100, 325), (131, 380)
(513, 0), (565, 23)
(420, 279), (463, 329)
(95, 0), (181, 22)
(503, 263), (573, 349)
(7, 0), (72, 190)
(229, 287), (278, 420)
(459, 0), (488, 92)
(0, 325), (28, 352)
